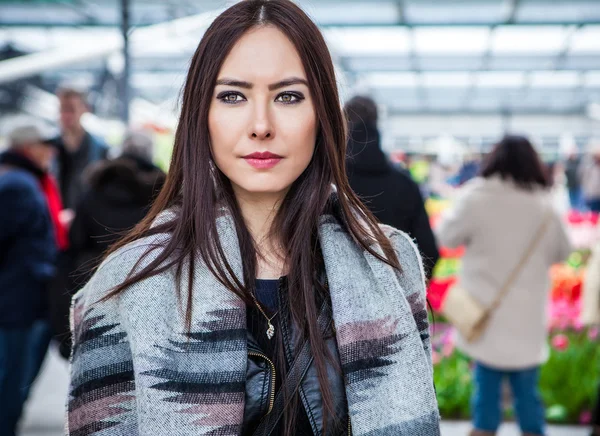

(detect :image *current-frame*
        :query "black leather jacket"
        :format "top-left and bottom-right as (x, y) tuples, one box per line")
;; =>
(242, 279), (351, 435)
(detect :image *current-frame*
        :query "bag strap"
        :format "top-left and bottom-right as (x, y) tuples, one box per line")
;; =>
(253, 300), (332, 436)
(487, 209), (554, 315)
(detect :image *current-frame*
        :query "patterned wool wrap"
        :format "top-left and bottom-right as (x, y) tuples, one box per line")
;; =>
(67, 211), (441, 435)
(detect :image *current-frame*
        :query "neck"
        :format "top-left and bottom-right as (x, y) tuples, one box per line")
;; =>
(62, 126), (85, 151)
(234, 188), (287, 279)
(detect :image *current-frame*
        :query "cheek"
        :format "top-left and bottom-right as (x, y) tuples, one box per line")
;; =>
(209, 109), (233, 164)
(281, 111), (318, 165)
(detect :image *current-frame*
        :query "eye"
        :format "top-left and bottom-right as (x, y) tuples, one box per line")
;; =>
(275, 92), (304, 104)
(217, 91), (246, 104)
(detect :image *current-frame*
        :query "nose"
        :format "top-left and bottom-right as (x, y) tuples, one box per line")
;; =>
(249, 104), (274, 140)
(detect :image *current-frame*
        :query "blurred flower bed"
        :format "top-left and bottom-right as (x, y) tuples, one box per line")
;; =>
(426, 199), (600, 424)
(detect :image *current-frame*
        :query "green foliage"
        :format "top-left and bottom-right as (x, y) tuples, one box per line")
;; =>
(434, 351), (473, 419)
(540, 329), (600, 423)
(434, 328), (600, 424)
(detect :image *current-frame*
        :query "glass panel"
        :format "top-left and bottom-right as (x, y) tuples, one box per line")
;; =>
(324, 27), (411, 55)
(413, 27), (490, 54)
(491, 25), (568, 53)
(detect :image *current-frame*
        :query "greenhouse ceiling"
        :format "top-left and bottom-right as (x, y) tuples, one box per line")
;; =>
(1, 0), (599, 115)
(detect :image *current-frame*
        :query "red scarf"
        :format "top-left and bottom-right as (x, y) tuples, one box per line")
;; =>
(39, 174), (69, 251)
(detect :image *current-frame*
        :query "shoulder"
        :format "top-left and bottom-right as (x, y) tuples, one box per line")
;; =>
(0, 168), (37, 187)
(73, 232), (172, 308)
(88, 132), (108, 148)
(460, 176), (488, 193)
(380, 225), (424, 264)
(87, 133), (110, 156)
(391, 167), (419, 189)
(449, 177), (491, 206)
(0, 170), (41, 199)
(379, 224), (426, 289)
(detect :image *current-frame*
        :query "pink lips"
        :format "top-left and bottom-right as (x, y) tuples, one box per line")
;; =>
(243, 151), (283, 170)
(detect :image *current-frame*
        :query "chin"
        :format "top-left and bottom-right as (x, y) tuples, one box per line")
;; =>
(234, 181), (292, 197)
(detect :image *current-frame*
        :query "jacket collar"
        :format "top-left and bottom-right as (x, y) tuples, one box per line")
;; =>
(0, 150), (45, 179)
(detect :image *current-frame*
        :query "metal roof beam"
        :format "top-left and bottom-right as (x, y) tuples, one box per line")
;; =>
(0, 9), (222, 84)
(321, 21), (600, 28)
(396, 0), (405, 25)
(554, 24), (583, 70)
(385, 108), (585, 116)
(4, 20), (600, 28)
(504, 0), (521, 25)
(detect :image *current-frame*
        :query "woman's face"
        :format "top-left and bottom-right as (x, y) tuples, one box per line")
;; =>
(208, 25), (317, 201)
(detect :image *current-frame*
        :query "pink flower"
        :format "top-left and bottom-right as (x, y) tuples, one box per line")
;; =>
(442, 342), (454, 357)
(432, 350), (441, 365)
(551, 334), (569, 351)
(590, 327), (599, 341)
(442, 329), (453, 346)
(547, 297), (582, 331)
(580, 410), (592, 424)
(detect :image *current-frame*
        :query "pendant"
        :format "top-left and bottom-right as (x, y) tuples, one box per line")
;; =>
(266, 322), (275, 340)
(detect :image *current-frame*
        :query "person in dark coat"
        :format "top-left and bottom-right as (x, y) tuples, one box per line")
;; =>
(0, 123), (61, 435)
(52, 130), (166, 358)
(344, 96), (439, 278)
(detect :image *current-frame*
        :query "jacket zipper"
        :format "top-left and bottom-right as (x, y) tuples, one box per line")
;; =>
(247, 351), (277, 414)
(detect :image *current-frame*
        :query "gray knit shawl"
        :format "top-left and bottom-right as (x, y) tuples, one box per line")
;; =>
(67, 212), (440, 435)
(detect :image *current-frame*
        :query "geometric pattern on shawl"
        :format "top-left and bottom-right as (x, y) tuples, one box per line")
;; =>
(336, 317), (408, 385)
(405, 292), (430, 345)
(67, 300), (137, 436)
(141, 303), (246, 435)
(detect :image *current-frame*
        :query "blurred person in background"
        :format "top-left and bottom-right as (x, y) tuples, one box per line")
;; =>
(52, 85), (109, 213)
(0, 123), (63, 436)
(581, 223), (600, 436)
(579, 143), (600, 213)
(48, 85), (108, 358)
(345, 95), (439, 278)
(51, 129), (165, 358)
(564, 151), (583, 211)
(437, 135), (571, 436)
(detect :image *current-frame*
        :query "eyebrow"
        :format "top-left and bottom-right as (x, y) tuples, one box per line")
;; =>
(215, 77), (309, 91)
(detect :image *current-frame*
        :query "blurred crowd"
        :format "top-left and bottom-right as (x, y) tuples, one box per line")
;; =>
(1, 91), (599, 436)
(0, 86), (165, 435)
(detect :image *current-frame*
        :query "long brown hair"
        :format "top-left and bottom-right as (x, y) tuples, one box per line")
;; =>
(103, 0), (400, 433)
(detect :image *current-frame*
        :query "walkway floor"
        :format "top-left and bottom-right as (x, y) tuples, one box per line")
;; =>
(21, 347), (589, 436)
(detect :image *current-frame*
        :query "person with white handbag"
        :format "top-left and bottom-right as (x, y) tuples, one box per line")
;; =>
(436, 135), (572, 436)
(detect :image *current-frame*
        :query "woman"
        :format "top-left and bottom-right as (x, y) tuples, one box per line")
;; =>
(66, 1), (439, 435)
(437, 135), (571, 436)
(581, 225), (600, 436)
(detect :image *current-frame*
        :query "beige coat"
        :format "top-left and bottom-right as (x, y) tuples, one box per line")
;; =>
(581, 226), (600, 325)
(437, 176), (572, 369)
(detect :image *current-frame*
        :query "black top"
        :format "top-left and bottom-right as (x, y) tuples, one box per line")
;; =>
(346, 123), (440, 278)
(53, 131), (108, 209)
(255, 278), (279, 312)
(247, 277), (314, 435)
